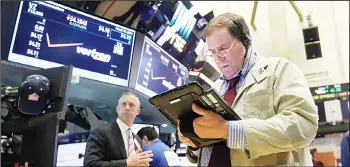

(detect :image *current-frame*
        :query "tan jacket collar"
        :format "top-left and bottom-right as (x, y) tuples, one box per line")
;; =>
(213, 54), (270, 105)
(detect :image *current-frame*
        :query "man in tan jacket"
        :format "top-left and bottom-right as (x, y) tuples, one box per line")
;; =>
(178, 12), (318, 166)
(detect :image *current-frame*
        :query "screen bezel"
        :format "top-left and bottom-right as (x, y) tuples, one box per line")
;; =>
(7, 1), (136, 87)
(134, 36), (189, 97)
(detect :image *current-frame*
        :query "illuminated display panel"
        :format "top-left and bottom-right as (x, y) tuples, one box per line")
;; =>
(8, 1), (136, 86)
(135, 36), (188, 97)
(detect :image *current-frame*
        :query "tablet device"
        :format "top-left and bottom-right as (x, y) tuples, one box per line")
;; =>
(149, 82), (241, 147)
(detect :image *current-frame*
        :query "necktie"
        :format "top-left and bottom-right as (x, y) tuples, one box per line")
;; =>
(223, 78), (239, 107)
(208, 78), (239, 167)
(127, 128), (135, 157)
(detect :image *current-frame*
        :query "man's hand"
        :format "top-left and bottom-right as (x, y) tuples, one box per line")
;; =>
(127, 149), (153, 167)
(192, 103), (229, 139)
(177, 120), (198, 149)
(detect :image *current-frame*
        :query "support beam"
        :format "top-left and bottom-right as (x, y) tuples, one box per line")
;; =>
(250, 1), (304, 31)
(289, 1), (303, 22)
(250, 1), (258, 31)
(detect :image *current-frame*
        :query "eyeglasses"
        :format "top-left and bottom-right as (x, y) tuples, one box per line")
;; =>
(207, 39), (237, 58)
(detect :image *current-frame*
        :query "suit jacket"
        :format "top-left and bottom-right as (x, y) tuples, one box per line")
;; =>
(84, 121), (142, 167)
(186, 55), (318, 166)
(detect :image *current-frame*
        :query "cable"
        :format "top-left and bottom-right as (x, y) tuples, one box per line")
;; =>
(102, 1), (116, 17)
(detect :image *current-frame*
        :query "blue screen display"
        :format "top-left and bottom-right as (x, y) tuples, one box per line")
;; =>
(135, 37), (188, 97)
(8, 1), (135, 86)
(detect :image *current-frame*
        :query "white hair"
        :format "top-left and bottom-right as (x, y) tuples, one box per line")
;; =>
(118, 92), (141, 108)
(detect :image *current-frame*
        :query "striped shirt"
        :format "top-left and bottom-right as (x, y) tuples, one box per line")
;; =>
(199, 52), (257, 167)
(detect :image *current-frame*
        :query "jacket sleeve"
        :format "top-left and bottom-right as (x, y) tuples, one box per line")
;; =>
(240, 58), (318, 159)
(84, 128), (127, 167)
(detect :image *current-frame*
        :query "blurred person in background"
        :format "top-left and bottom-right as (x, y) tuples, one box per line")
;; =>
(84, 92), (153, 167)
(178, 12), (318, 166)
(137, 126), (181, 167)
(341, 130), (349, 167)
(113, 1), (155, 26)
(310, 148), (324, 167)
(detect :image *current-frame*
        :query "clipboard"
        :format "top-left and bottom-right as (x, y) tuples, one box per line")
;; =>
(149, 82), (241, 147)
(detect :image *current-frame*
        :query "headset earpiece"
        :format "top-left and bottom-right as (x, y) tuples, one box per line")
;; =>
(242, 34), (251, 48)
(221, 15), (251, 49)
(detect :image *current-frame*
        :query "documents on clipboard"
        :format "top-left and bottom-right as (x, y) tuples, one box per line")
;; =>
(149, 82), (241, 147)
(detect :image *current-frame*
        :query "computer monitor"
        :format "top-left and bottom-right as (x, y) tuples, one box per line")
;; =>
(56, 142), (86, 167)
(134, 36), (189, 97)
(135, 1), (203, 69)
(8, 1), (136, 87)
(324, 100), (343, 123)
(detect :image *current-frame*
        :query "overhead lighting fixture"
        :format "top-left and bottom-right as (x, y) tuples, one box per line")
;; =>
(161, 124), (168, 127)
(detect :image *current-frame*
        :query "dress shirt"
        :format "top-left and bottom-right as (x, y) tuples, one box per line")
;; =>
(199, 52), (257, 167)
(116, 118), (132, 155)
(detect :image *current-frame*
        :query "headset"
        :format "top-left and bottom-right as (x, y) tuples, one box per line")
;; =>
(217, 14), (254, 81)
(220, 15), (252, 49)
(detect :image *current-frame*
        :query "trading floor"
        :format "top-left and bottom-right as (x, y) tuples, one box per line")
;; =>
(1, 1), (349, 167)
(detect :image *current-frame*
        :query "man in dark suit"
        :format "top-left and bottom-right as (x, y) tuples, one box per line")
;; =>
(84, 92), (153, 167)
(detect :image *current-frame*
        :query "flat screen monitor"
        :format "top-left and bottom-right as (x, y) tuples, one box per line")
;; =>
(135, 36), (188, 97)
(56, 142), (86, 166)
(324, 100), (343, 123)
(8, 1), (136, 87)
(132, 124), (160, 135)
